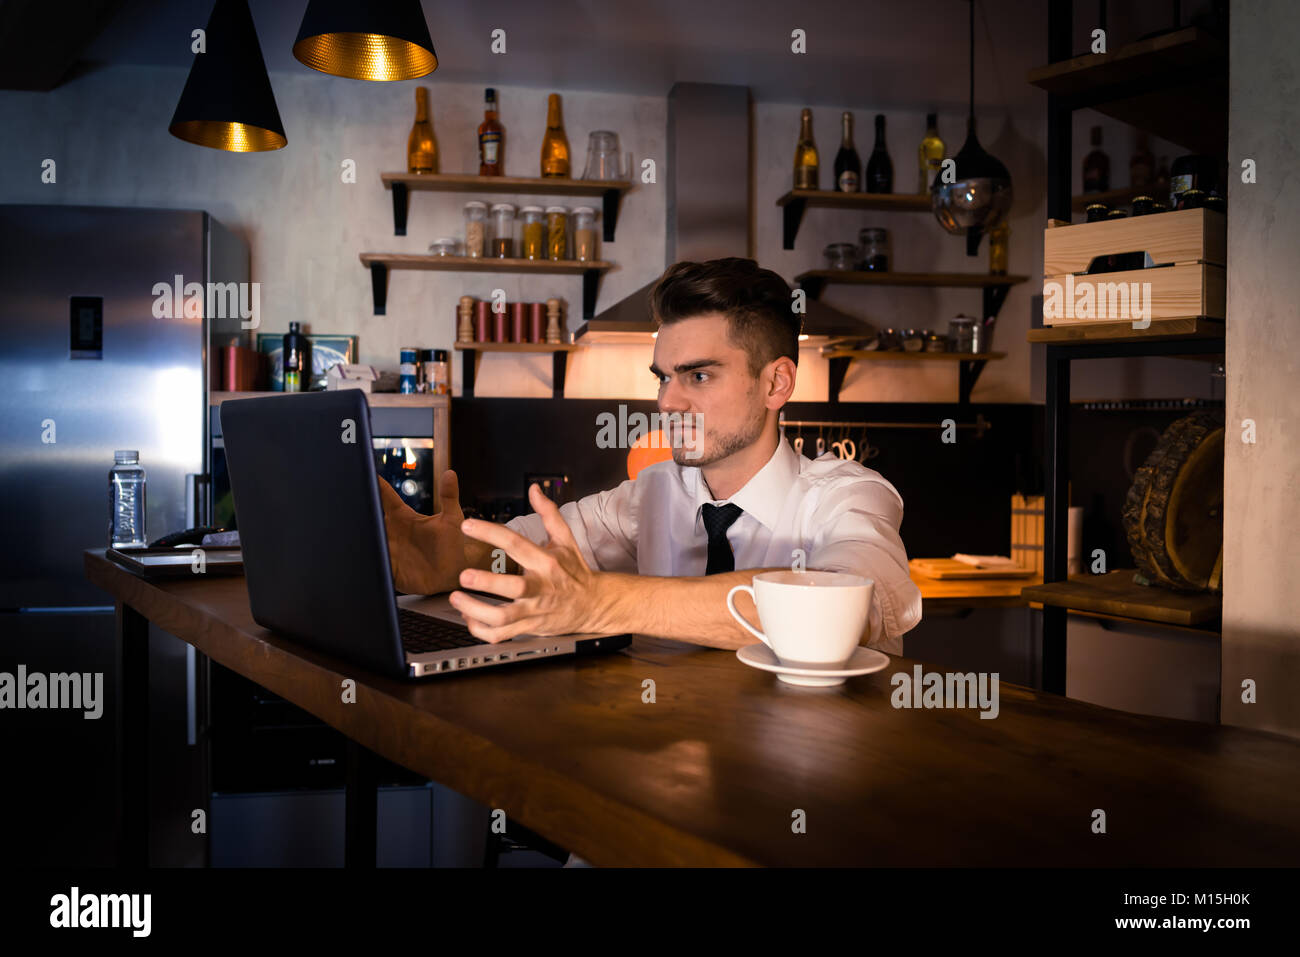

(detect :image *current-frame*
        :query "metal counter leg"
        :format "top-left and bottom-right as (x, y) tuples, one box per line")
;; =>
(118, 602), (149, 868)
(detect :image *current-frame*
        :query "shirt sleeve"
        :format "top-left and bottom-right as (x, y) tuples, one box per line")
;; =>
(504, 478), (640, 573)
(805, 477), (923, 656)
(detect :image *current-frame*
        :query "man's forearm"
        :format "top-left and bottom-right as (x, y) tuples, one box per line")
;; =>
(588, 568), (791, 650)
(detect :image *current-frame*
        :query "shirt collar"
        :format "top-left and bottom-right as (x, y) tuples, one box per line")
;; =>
(684, 436), (800, 533)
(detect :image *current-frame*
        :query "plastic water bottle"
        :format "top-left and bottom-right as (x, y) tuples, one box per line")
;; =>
(109, 450), (147, 548)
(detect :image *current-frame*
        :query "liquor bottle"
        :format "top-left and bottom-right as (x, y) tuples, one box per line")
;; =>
(283, 322), (307, 393)
(793, 108), (818, 190)
(1082, 126), (1110, 193)
(833, 112), (860, 192)
(917, 112), (944, 193)
(865, 114), (893, 193)
(407, 87), (438, 173)
(1154, 156), (1171, 205)
(540, 93), (570, 177)
(478, 87), (504, 176)
(1130, 131), (1153, 190)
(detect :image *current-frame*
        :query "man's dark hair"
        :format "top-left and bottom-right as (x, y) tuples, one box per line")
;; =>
(649, 258), (800, 376)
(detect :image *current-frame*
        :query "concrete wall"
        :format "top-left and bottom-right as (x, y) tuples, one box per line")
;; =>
(1220, 0), (1300, 738)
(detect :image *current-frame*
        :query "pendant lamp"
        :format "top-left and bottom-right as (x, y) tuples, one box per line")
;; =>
(931, 0), (1013, 254)
(293, 0), (437, 81)
(169, 0), (286, 151)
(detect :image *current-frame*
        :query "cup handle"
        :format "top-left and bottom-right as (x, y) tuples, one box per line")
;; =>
(726, 584), (772, 649)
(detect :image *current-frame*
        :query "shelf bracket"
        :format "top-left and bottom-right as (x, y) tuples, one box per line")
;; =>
(983, 284), (1011, 323)
(958, 359), (987, 404)
(582, 269), (602, 320)
(799, 275), (826, 301)
(827, 355), (850, 403)
(551, 350), (568, 398)
(369, 262), (388, 315)
(391, 182), (408, 237)
(601, 188), (622, 243)
(782, 197), (807, 250)
(462, 350), (480, 398)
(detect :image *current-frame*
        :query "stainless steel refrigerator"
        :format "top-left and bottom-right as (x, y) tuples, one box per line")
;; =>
(0, 204), (249, 866)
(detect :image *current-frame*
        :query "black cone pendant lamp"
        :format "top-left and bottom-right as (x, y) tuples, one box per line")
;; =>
(169, 0), (286, 151)
(931, 0), (1013, 254)
(293, 0), (437, 81)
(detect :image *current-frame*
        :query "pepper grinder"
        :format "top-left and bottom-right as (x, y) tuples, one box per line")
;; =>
(457, 295), (474, 343)
(545, 298), (562, 344)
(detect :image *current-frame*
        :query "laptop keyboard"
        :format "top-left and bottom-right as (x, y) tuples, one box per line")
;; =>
(398, 608), (489, 654)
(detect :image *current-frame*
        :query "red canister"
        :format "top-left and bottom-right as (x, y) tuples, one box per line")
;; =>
(493, 304), (508, 342)
(474, 300), (491, 341)
(510, 301), (527, 343)
(528, 302), (545, 343)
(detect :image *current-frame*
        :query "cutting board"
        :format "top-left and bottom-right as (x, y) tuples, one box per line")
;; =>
(910, 558), (1036, 579)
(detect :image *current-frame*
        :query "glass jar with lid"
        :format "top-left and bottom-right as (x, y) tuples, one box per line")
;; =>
(490, 203), (517, 258)
(519, 206), (545, 260)
(429, 237), (460, 257)
(572, 206), (597, 261)
(857, 227), (890, 271)
(463, 201), (487, 258)
(545, 206), (569, 260)
(823, 242), (857, 270)
(947, 315), (977, 353)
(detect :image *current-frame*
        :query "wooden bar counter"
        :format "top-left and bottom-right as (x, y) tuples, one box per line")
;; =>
(86, 550), (1300, 867)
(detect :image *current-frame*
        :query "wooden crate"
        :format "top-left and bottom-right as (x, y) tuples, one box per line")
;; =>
(1042, 208), (1225, 325)
(1011, 494), (1044, 575)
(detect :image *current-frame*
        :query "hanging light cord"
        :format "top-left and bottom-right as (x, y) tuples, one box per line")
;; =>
(968, 0), (975, 128)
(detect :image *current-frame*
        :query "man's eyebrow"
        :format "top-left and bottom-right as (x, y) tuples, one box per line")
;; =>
(649, 359), (724, 377)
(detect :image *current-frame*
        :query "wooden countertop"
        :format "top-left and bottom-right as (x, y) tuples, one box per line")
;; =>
(85, 549), (1300, 866)
(912, 568), (1042, 606)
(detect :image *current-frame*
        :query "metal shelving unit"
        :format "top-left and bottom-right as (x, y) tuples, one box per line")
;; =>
(1028, 4), (1229, 695)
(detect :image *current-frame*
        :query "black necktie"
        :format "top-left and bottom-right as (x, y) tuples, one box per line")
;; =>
(701, 502), (744, 575)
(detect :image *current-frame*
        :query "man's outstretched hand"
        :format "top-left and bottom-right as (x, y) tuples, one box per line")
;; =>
(379, 468), (468, 595)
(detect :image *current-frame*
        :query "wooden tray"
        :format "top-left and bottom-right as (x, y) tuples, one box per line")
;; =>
(910, 558), (1036, 579)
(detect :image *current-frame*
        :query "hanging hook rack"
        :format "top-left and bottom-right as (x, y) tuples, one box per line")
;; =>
(779, 411), (992, 438)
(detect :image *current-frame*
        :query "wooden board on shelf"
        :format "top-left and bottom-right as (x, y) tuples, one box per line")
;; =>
(380, 172), (633, 195)
(1028, 316), (1224, 343)
(360, 253), (613, 274)
(776, 189), (930, 212)
(795, 270), (1029, 288)
(911, 558), (1036, 580)
(454, 341), (580, 352)
(821, 350), (1006, 362)
(209, 391), (450, 407)
(1020, 569), (1222, 626)
(1027, 27), (1225, 96)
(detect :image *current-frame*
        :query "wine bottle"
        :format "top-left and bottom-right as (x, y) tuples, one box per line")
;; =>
(794, 108), (818, 190)
(540, 93), (570, 177)
(478, 87), (504, 176)
(833, 112), (860, 192)
(1130, 131), (1153, 190)
(865, 114), (893, 193)
(282, 322), (307, 393)
(1082, 126), (1109, 193)
(407, 87), (438, 173)
(917, 112), (944, 193)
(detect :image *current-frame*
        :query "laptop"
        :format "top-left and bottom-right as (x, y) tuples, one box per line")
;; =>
(220, 390), (632, 679)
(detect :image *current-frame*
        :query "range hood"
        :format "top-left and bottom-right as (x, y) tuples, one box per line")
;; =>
(574, 82), (868, 343)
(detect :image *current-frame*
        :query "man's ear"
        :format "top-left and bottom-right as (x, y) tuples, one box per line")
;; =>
(765, 356), (797, 406)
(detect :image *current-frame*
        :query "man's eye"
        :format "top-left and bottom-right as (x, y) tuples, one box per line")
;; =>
(692, 372), (709, 383)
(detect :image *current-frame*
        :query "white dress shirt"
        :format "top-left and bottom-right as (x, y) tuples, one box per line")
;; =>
(505, 436), (922, 654)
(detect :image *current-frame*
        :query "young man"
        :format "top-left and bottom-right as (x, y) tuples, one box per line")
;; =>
(380, 257), (922, 656)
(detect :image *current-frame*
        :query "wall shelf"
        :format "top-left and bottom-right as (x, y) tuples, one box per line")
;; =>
(1021, 570), (1222, 629)
(380, 172), (633, 241)
(818, 349), (1007, 405)
(358, 253), (613, 319)
(776, 189), (931, 248)
(1028, 316), (1224, 345)
(453, 342), (581, 399)
(1027, 26), (1228, 156)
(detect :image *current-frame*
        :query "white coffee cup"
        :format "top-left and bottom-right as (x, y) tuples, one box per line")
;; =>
(726, 570), (874, 667)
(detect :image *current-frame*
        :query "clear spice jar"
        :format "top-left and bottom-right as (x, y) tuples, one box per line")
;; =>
(572, 206), (597, 261)
(428, 237), (460, 257)
(824, 242), (857, 270)
(463, 201), (487, 258)
(857, 227), (890, 271)
(519, 206), (545, 260)
(545, 205), (568, 260)
(947, 315), (976, 353)
(490, 203), (516, 258)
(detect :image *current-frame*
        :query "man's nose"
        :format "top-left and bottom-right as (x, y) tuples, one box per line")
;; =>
(658, 379), (690, 414)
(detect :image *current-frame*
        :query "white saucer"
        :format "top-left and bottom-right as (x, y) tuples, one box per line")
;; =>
(736, 644), (891, 687)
